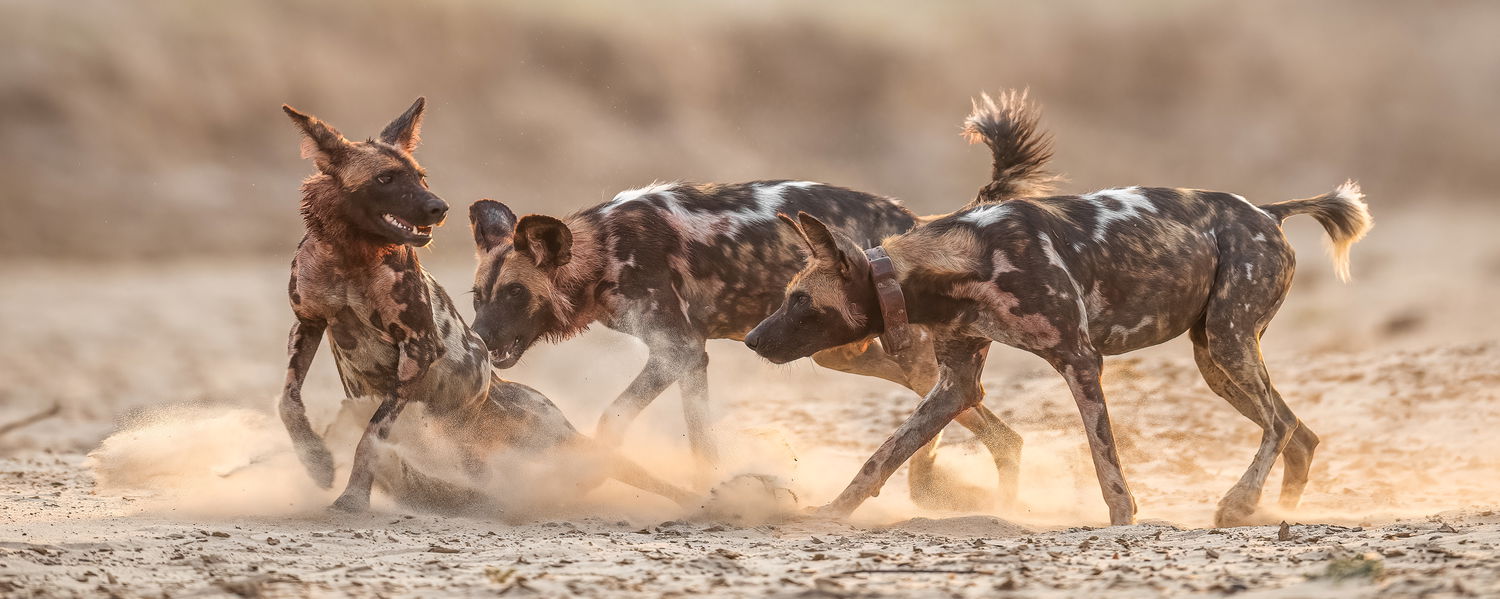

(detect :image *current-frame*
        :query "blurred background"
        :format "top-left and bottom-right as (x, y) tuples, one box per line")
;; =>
(2, 0), (1498, 478)
(5, 0), (1497, 261)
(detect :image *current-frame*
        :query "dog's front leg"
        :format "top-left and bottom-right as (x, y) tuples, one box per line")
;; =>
(595, 348), (686, 446)
(330, 340), (428, 512)
(816, 336), (991, 518)
(280, 319), (335, 488)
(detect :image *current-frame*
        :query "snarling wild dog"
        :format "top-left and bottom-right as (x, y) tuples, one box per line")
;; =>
(278, 98), (696, 512)
(467, 91), (1055, 506)
(747, 172), (1371, 525)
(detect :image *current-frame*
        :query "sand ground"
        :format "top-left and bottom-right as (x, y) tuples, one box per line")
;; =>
(3, 206), (1500, 597)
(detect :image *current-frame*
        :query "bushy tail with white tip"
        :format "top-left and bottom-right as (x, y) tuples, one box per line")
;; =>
(1259, 180), (1372, 282)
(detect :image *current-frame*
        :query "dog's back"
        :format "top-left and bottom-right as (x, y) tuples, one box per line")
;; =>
(904, 185), (1366, 354)
(579, 180), (916, 337)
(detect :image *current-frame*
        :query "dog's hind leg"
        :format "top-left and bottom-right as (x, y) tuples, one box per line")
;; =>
(1190, 326), (1318, 515)
(372, 448), (502, 516)
(1199, 327), (1299, 527)
(1199, 234), (1312, 526)
(566, 436), (701, 509)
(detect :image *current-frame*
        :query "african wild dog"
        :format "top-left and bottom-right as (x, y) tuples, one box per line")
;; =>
(277, 98), (696, 512)
(466, 92), (1055, 505)
(747, 100), (1371, 525)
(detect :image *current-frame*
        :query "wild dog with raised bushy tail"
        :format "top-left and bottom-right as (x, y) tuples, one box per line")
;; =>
(277, 98), (696, 512)
(466, 91), (1056, 506)
(747, 104), (1370, 525)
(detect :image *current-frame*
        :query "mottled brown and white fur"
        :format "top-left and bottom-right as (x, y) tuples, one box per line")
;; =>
(749, 175), (1371, 526)
(277, 98), (696, 512)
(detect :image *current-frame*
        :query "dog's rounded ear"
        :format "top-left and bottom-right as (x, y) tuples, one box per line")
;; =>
(470, 199), (517, 253)
(515, 215), (573, 269)
(380, 97), (426, 154)
(283, 104), (351, 174)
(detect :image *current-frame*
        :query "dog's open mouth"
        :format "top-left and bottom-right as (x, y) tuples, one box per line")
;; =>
(382, 213), (434, 242)
(489, 339), (524, 369)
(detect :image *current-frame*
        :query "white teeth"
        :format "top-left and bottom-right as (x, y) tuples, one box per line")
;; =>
(383, 213), (414, 233)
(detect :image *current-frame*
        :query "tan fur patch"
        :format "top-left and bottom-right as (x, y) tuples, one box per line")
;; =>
(481, 218), (605, 329)
(789, 263), (865, 329)
(884, 228), (983, 274)
(335, 143), (410, 189)
(498, 256), (576, 325)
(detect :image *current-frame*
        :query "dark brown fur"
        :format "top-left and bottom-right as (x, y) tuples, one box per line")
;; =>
(468, 90), (1058, 503)
(471, 181), (1022, 505)
(749, 181), (1371, 526)
(964, 89), (1060, 206)
(278, 99), (695, 512)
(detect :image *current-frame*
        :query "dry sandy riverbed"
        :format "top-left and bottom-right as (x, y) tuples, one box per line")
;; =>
(3, 451), (1498, 598)
(3, 207), (1500, 597)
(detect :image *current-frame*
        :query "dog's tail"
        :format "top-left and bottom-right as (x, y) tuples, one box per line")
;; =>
(1259, 180), (1372, 282)
(963, 89), (1059, 207)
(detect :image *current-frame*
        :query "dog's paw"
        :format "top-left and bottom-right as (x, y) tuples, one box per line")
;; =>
(802, 502), (853, 522)
(909, 465), (994, 512)
(1214, 487), (1262, 527)
(329, 493), (369, 513)
(296, 443), (337, 489)
(695, 474), (799, 525)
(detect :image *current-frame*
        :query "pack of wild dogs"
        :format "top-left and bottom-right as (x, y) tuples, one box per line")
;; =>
(277, 89), (1370, 527)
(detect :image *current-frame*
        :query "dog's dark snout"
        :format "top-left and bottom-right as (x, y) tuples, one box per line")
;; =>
(744, 328), (763, 351)
(471, 314), (493, 341)
(426, 198), (449, 219)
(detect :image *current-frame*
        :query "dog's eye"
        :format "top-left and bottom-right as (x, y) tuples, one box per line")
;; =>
(377, 174), (393, 184)
(792, 293), (811, 309)
(506, 284), (525, 298)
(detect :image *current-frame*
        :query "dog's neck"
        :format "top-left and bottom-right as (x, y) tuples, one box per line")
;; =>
(874, 234), (953, 329)
(862, 246), (914, 354)
(544, 217), (609, 338)
(299, 174), (402, 267)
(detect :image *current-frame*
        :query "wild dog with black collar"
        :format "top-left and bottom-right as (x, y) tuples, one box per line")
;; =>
(747, 168), (1370, 525)
(278, 98), (696, 511)
(466, 91), (1055, 504)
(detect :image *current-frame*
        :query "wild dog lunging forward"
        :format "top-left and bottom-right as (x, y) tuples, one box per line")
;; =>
(277, 98), (696, 511)
(747, 178), (1371, 526)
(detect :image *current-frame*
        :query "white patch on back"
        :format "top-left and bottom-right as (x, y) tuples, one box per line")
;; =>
(1243, 263), (1254, 281)
(1082, 187), (1158, 240)
(600, 182), (681, 214)
(649, 180), (823, 243)
(1252, 233), (1267, 242)
(959, 202), (1015, 227)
